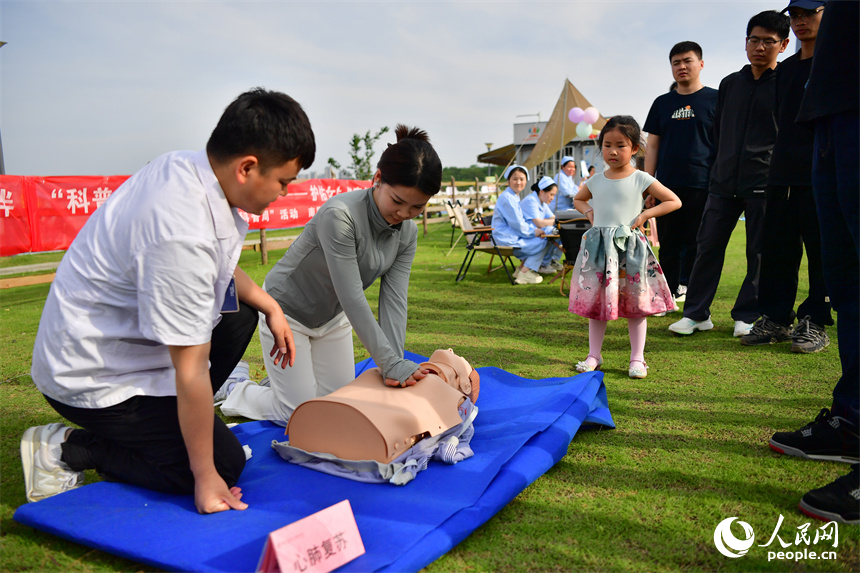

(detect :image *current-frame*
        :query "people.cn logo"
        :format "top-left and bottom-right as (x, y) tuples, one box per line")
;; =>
(714, 517), (756, 558)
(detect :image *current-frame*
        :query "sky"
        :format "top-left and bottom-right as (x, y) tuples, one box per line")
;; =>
(1, 0), (792, 177)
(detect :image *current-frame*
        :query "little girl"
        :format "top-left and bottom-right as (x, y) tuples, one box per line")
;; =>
(570, 115), (681, 379)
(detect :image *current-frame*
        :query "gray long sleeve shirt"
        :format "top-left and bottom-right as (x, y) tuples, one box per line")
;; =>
(265, 187), (419, 382)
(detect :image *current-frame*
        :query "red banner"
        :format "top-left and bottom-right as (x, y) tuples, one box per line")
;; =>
(0, 176), (369, 257)
(237, 179), (370, 230)
(0, 176), (30, 257)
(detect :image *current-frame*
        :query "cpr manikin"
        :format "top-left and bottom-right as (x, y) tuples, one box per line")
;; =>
(272, 349), (480, 485)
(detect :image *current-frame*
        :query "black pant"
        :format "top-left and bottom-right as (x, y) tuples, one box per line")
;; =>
(656, 187), (708, 295)
(209, 301), (260, 393)
(47, 301), (260, 495)
(683, 194), (766, 323)
(758, 185), (833, 327)
(812, 111), (859, 422)
(49, 395), (246, 494)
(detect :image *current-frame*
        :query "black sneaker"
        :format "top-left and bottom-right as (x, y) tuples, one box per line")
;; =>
(799, 465), (860, 525)
(791, 316), (831, 354)
(770, 408), (860, 463)
(740, 315), (791, 346)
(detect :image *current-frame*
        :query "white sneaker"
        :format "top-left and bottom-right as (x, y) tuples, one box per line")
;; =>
(675, 285), (687, 302)
(733, 320), (755, 337)
(668, 316), (714, 335)
(515, 268), (543, 285)
(512, 267), (521, 279)
(537, 265), (557, 274)
(21, 423), (84, 502)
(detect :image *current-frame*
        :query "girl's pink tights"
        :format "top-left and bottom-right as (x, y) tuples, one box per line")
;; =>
(587, 319), (607, 367)
(628, 317), (646, 363)
(587, 317), (647, 367)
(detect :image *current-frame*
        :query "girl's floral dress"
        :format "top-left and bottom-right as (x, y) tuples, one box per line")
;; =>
(569, 170), (675, 320)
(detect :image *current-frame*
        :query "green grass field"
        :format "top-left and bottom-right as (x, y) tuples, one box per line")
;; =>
(1, 222), (857, 572)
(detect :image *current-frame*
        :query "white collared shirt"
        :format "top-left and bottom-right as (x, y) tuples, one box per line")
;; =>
(32, 150), (248, 408)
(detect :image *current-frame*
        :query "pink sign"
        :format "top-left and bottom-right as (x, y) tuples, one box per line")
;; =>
(257, 499), (365, 573)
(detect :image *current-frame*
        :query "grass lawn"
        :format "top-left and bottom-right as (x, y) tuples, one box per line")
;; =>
(1, 222), (857, 572)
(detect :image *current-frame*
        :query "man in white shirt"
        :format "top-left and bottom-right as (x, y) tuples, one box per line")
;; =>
(22, 88), (315, 514)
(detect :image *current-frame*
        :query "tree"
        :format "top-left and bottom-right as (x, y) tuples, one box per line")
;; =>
(441, 164), (504, 182)
(327, 126), (390, 180)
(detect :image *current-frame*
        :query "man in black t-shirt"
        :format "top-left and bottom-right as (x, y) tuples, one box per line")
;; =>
(644, 41), (718, 304)
(740, 0), (832, 353)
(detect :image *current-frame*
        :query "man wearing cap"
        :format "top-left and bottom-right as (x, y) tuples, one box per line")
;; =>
(643, 41), (718, 307)
(741, 0), (832, 353)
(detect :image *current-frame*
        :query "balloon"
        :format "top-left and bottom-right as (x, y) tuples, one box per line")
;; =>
(583, 107), (600, 124)
(568, 107), (585, 123)
(591, 128), (601, 136)
(576, 122), (592, 138)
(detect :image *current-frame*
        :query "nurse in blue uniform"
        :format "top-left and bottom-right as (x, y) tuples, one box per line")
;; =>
(521, 176), (563, 273)
(492, 165), (552, 285)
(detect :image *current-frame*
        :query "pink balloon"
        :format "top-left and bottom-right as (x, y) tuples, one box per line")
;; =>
(583, 107), (600, 124)
(568, 107), (585, 123)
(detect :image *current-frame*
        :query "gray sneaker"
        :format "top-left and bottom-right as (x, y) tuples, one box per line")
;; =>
(215, 360), (253, 405)
(740, 315), (791, 346)
(791, 316), (830, 354)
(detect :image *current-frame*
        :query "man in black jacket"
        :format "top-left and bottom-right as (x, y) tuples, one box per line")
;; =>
(669, 10), (789, 337)
(741, 0), (833, 353)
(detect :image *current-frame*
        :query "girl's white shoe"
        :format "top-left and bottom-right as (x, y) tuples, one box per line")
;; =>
(628, 360), (648, 379)
(575, 355), (603, 373)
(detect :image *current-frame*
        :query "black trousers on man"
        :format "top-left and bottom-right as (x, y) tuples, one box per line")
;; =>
(758, 185), (832, 327)
(682, 194), (767, 324)
(656, 187), (708, 296)
(48, 301), (260, 495)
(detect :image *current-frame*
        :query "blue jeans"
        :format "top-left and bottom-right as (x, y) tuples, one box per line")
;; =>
(812, 111), (859, 425)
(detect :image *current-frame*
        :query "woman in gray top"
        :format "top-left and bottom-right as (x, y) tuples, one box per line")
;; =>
(219, 125), (442, 425)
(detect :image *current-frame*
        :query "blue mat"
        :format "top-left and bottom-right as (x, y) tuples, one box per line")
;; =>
(15, 352), (614, 572)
